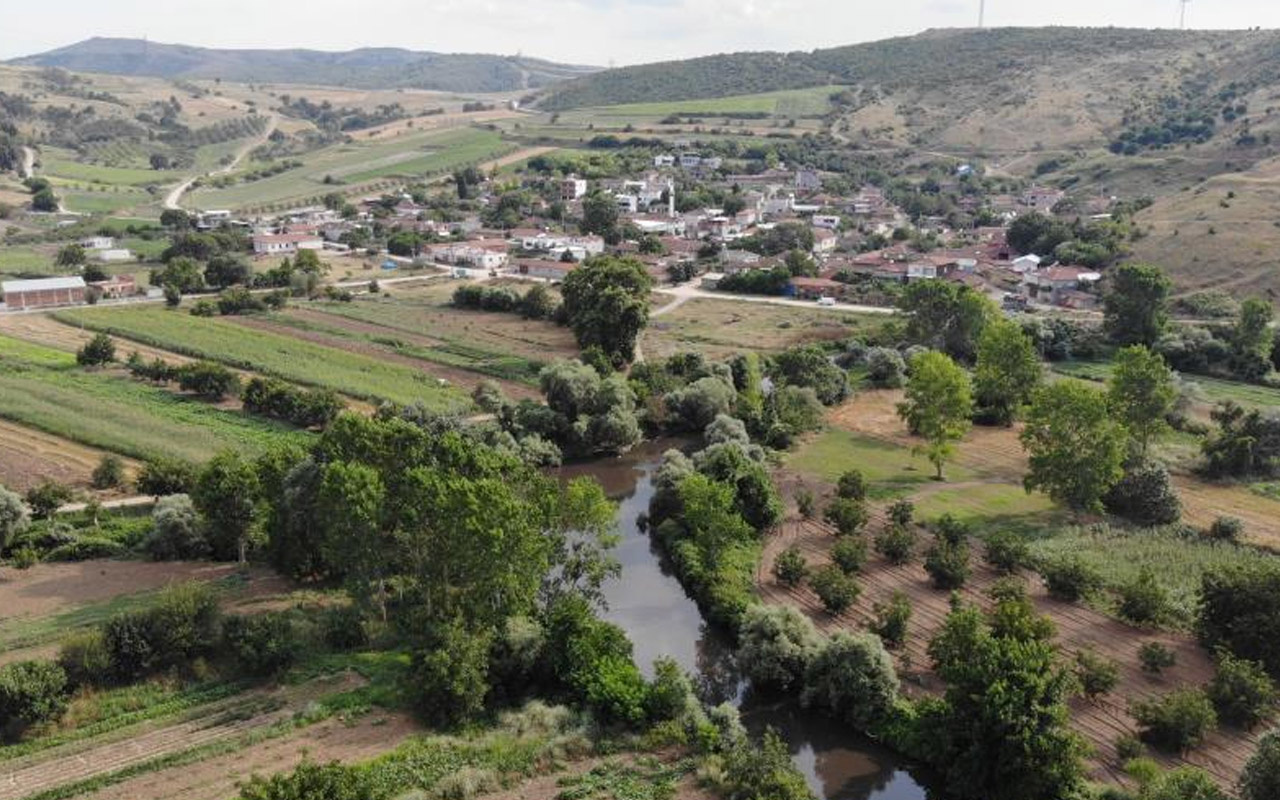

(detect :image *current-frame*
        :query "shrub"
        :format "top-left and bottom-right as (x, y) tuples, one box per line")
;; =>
(887, 498), (914, 527)
(772, 546), (809, 588)
(795, 488), (815, 519)
(45, 538), (127, 562)
(238, 761), (375, 800)
(871, 590), (912, 649)
(1207, 651), (1276, 729)
(801, 632), (900, 729)
(136, 457), (197, 497)
(1141, 767), (1231, 800)
(1207, 516), (1243, 543)
(1114, 733), (1144, 763)
(985, 531), (1030, 574)
(865, 347), (906, 388)
(76, 333), (116, 367)
(1119, 568), (1170, 626)
(1240, 728), (1280, 800)
(875, 524), (916, 565)
(223, 613), (298, 677)
(810, 564), (860, 616)
(719, 728), (813, 800)
(924, 539), (971, 590)
(1041, 556), (1103, 602)
(176, 361), (240, 400)
(823, 497), (868, 536)
(1198, 564), (1280, 676)
(189, 299), (216, 317)
(934, 514), (971, 546)
(1139, 642), (1178, 675)
(645, 656), (696, 723)
(0, 486), (29, 552)
(25, 481), (72, 520)
(11, 546), (37, 569)
(835, 469), (868, 501)
(736, 605), (821, 693)
(57, 630), (111, 688)
(145, 494), (208, 561)
(91, 455), (127, 490)
(0, 661), (70, 742)
(1075, 650), (1120, 699)
(319, 606), (368, 652)
(103, 582), (221, 682)
(1132, 688), (1217, 752)
(409, 622), (492, 728)
(831, 537), (868, 575)
(989, 579), (1058, 642)
(1103, 461), (1182, 526)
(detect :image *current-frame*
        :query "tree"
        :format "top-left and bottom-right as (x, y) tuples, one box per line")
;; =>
(1021, 382), (1127, 512)
(897, 351), (973, 479)
(409, 621), (491, 727)
(55, 243), (85, 268)
(31, 187), (58, 212)
(203, 255), (252, 288)
(801, 632), (899, 729)
(136, 457), (196, 497)
(1132, 688), (1217, 753)
(25, 481), (71, 519)
(1232, 297), (1275, 381)
(737, 605), (822, 693)
(152, 256), (204, 293)
(1143, 768), (1231, 800)
(1207, 651), (1276, 729)
(145, 494), (208, 561)
(1108, 345), (1176, 458)
(810, 564), (860, 615)
(772, 345), (850, 406)
(898, 281), (995, 362)
(560, 256), (652, 366)
(1198, 564), (1280, 677)
(1240, 729), (1280, 800)
(973, 318), (1041, 425)
(0, 661), (69, 743)
(581, 191), (619, 238)
(90, 454), (126, 490)
(176, 361), (240, 400)
(159, 209), (191, 230)
(191, 451), (260, 562)
(1104, 264), (1172, 346)
(773, 546), (809, 587)
(76, 333), (115, 367)
(0, 486), (30, 555)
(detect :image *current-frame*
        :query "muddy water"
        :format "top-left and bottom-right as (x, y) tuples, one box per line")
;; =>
(558, 441), (940, 800)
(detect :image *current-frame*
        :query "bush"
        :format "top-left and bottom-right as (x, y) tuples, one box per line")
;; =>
(57, 630), (111, 688)
(772, 546), (809, 588)
(934, 514), (971, 546)
(25, 481), (72, 520)
(801, 632), (900, 729)
(223, 613), (298, 677)
(409, 622), (492, 728)
(1207, 651), (1276, 729)
(1041, 556), (1103, 602)
(887, 499), (914, 527)
(0, 486), (29, 552)
(1133, 688), (1218, 753)
(0, 661), (69, 742)
(1119, 568), (1170, 626)
(1114, 733), (1144, 763)
(871, 590), (912, 649)
(1198, 564), (1280, 677)
(91, 455), (127, 490)
(874, 524), (916, 565)
(737, 605), (821, 693)
(319, 606), (368, 652)
(985, 531), (1030, 574)
(145, 494), (208, 561)
(238, 761), (375, 800)
(719, 728), (813, 800)
(45, 538), (127, 562)
(835, 470), (868, 502)
(645, 656), (696, 723)
(176, 361), (240, 400)
(1103, 461), (1181, 526)
(76, 333), (116, 367)
(810, 564), (860, 616)
(794, 487), (815, 519)
(103, 582), (221, 682)
(865, 347), (906, 388)
(1207, 516), (1243, 543)
(831, 536), (868, 575)
(1140, 642), (1178, 675)
(1075, 650), (1120, 699)
(823, 497), (868, 536)
(1240, 729), (1280, 800)
(1142, 767), (1231, 800)
(924, 539), (971, 590)
(136, 457), (197, 497)
(11, 546), (37, 569)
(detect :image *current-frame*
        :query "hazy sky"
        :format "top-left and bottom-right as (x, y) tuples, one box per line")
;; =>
(3, 0), (1279, 66)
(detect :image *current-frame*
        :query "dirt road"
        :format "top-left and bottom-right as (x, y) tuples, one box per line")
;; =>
(164, 114), (278, 210)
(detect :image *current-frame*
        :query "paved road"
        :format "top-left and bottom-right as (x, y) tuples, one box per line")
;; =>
(164, 114), (279, 211)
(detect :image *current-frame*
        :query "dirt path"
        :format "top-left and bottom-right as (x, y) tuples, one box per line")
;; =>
(165, 114), (278, 211)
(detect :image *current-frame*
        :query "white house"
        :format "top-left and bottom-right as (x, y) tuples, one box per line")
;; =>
(812, 215), (842, 230)
(518, 233), (605, 256)
(1011, 254), (1042, 273)
(81, 236), (114, 250)
(252, 233), (324, 256)
(559, 176), (588, 201)
(96, 249), (135, 263)
(653, 154), (676, 168)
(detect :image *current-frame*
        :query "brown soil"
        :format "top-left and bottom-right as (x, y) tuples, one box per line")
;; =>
(0, 419), (140, 492)
(0, 561), (288, 621)
(0, 314), (195, 368)
(73, 712), (418, 800)
(758, 517), (1264, 789)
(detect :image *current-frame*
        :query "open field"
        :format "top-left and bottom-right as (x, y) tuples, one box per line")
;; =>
(54, 306), (472, 412)
(0, 418), (138, 493)
(1053, 360), (1280, 412)
(643, 298), (885, 361)
(565, 86), (839, 118)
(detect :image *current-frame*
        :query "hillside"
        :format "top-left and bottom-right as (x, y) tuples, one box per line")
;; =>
(9, 38), (598, 92)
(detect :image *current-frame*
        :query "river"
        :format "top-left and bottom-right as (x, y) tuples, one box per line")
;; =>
(558, 440), (939, 800)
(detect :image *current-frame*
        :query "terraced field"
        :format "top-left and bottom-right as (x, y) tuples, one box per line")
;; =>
(54, 306), (472, 413)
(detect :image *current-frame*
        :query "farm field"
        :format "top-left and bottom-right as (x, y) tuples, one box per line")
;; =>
(643, 297), (885, 360)
(0, 418), (137, 493)
(54, 306), (473, 412)
(566, 86), (840, 119)
(186, 126), (512, 211)
(0, 333), (309, 462)
(1053, 359), (1280, 411)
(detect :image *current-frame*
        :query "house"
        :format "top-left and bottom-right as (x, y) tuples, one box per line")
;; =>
(96, 249), (135, 263)
(88, 274), (137, 300)
(812, 215), (842, 230)
(430, 242), (510, 270)
(719, 249), (762, 271)
(517, 233), (605, 257)
(1021, 187), (1066, 211)
(789, 277), (845, 300)
(795, 169), (822, 192)
(812, 228), (839, 255)
(701, 272), (726, 290)
(559, 176), (588, 201)
(1011, 254), (1042, 273)
(653, 154), (676, 168)
(678, 153), (703, 169)
(252, 233), (323, 256)
(3, 276), (87, 310)
(516, 260), (577, 281)
(1021, 266), (1101, 306)
(81, 236), (114, 250)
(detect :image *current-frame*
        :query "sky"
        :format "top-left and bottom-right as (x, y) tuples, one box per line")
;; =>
(2, 0), (1280, 66)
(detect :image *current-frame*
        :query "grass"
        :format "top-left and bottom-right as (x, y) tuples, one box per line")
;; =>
(1024, 524), (1276, 628)
(788, 428), (976, 490)
(1054, 359), (1280, 410)
(0, 335), (78, 368)
(0, 337), (309, 462)
(53, 307), (472, 412)
(0, 245), (54, 277)
(913, 483), (1059, 529)
(579, 86), (839, 118)
(59, 189), (150, 215)
(41, 154), (181, 187)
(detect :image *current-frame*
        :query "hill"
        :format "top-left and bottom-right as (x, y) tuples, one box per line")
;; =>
(9, 37), (598, 92)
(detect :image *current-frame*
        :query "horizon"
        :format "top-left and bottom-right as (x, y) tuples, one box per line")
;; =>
(4, 0), (1280, 67)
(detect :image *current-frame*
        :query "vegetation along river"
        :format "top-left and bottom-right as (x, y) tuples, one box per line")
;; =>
(559, 440), (941, 800)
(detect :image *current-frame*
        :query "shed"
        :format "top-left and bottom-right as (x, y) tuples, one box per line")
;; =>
(2, 277), (87, 310)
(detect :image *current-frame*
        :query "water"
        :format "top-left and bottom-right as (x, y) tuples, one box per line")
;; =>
(557, 441), (939, 800)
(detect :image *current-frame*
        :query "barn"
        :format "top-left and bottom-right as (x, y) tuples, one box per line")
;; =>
(2, 277), (87, 310)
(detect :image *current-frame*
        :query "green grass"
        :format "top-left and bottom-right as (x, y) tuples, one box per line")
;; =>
(1025, 524), (1276, 628)
(55, 307), (472, 411)
(913, 483), (1059, 529)
(0, 245), (54, 276)
(580, 86), (839, 118)
(0, 335), (77, 368)
(41, 156), (180, 187)
(60, 189), (150, 215)
(0, 341), (309, 462)
(1054, 360), (1280, 409)
(788, 428), (976, 490)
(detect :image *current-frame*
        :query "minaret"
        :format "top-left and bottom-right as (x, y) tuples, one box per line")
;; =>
(667, 179), (676, 219)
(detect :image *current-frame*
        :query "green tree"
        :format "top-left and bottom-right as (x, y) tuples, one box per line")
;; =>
(581, 191), (619, 238)
(56, 243), (85, 268)
(801, 632), (899, 729)
(90, 454), (126, 490)
(0, 661), (69, 743)
(973, 318), (1041, 425)
(1021, 382), (1127, 512)
(25, 481), (71, 519)
(898, 281), (995, 362)
(1104, 263), (1172, 346)
(0, 486), (30, 555)
(315, 461), (390, 618)
(409, 621), (491, 727)
(897, 350), (973, 479)
(152, 256), (204, 293)
(1232, 297), (1275, 381)
(560, 256), (652, 366)
(1240, 729), (1280, 800)
(76, 333), (115, 367)
(191, 451), (260, 563)
(31, 187), (58, 212)
(1108, 345), (1176, 458)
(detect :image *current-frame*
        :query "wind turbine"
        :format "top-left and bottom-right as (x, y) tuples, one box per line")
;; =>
(1180, 0), (1191, 30)
(979, 0), (986, 29)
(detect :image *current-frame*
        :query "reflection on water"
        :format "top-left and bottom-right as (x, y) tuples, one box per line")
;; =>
(557, 441), (939, 800)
